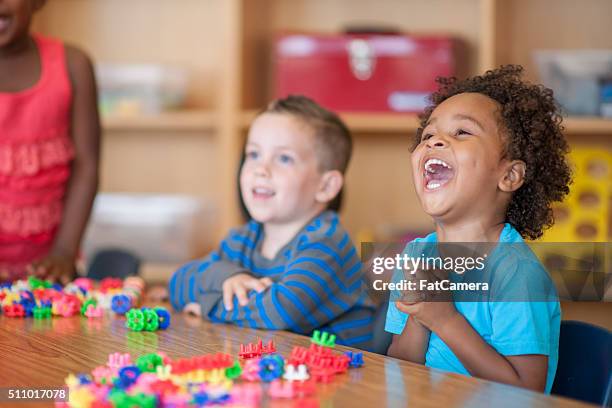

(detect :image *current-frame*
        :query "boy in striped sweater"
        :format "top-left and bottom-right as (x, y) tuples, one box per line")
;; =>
(169, 95), (375, 349)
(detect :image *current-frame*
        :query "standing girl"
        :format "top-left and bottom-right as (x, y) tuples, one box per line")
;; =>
(0, 0), (100, 283)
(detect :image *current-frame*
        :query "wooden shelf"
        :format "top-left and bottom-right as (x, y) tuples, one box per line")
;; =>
(564, 117), (612, 135)
(102, 110), (217, 132)
(243, 110), (612, 136)
(241, 110), (421, 133)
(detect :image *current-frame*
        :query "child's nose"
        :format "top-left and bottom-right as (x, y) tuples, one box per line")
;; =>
(254, 161), (271, 177)
(426, 134), (449, 149)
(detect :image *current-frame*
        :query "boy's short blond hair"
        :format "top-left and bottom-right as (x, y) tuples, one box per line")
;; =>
(265, 95), (353, 174)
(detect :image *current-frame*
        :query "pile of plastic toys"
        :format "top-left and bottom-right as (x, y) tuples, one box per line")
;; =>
(58, 331), (365, 407)
(0, 276), (145, 319)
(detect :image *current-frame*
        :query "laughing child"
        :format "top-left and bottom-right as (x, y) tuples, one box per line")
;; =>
(386, 65), (571, 392)
(169, 95), (375, 349)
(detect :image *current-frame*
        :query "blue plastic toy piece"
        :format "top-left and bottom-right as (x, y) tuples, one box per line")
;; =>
(154, 308), (171, 330)
(111, 294), (131, 315)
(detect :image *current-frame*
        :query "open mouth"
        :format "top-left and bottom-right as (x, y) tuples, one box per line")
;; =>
(423, 158), (454, 191)
(252, 187), (275, 199)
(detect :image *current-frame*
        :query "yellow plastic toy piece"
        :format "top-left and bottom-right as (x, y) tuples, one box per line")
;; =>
(68, 387), (95, 408)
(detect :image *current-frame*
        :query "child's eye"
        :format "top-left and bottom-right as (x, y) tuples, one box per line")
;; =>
(278, 154), (294, 164)
(421, 133), (434, 141)
(456, 129), (472, 137)
(245, 151), (259, 160)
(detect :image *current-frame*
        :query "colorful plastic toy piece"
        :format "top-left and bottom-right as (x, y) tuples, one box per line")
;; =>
(136, 353), (164, 373)
(259, 354), (284, 382)
(100, 277), (123, 292)
(28, 276), (52, 289)
(225, 360), (242, 380)
(32, 306), (51, 319)
(53, 295), (81, 317)
(155, 364), (172, 380)
(107, 353), (132, 369)
(19, 297), (36, 317)
(238, 339), (276, 359)
(110, 294), (131, 315)
(108, 390), (156, 408)
(73, 277), (94, 293)
(283, 364), (309, 381)
(125, 308), (145, 331)
(268, 380), (295, 399)
(269, 379), (316, 399)
(77, 374), (92, 385)
(92, 365), (114, 385)
(344, 351), (364, 368)
(311, 330), (336, 348)
(142, 308), (159, 331)
(241, 358), (261, 381)
(231, 383), (262, 407)
(116, 366), (141, 388)
(310, 367), (336, 383)
(80, 298), (98, 316)
(154, 307), (171, 330)
(84, 304), (103, 318)
(3, 303), (25, 318)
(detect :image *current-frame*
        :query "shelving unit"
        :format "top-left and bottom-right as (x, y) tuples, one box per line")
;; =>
(34, 0), (612, 255)
(102, 110), (217, 132)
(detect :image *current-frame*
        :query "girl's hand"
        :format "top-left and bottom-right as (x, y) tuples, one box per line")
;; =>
(27, 251), (76, 285)
(395, 301), (459, 333)
(222, 273), (273, 311)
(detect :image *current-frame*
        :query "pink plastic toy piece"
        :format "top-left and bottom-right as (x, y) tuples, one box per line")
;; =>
(134, 373), (159, 393)
(91, 365), (115, 384)
(84, 304), (103, 318)
(107, 352), (131, 369)
(268, 380), (295, 399)
(53, 295), (81, 317)
(241, 358), (262, 381)
(268, 380), (316, 399)
(231, 383), (262, 407)
(73, 277), (94, 292)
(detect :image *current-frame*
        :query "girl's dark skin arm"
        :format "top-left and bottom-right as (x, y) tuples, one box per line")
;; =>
(30, 45), (100, 284)
(387, 315), (431, 364)
(395, 301), (548, 392)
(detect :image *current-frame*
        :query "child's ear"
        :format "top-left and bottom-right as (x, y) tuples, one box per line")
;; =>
(499, 160), (526, 192)
(315, 170), (344, 204)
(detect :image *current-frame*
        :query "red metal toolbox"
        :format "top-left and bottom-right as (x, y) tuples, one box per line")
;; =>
(274, 33), (458, 112)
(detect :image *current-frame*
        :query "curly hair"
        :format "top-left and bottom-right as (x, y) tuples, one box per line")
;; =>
(414, 65), (572, 240)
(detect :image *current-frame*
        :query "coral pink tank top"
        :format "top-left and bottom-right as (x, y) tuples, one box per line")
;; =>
(0, 35), (74, 280)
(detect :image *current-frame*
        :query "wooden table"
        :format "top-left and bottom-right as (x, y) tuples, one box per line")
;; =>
(0, 312), (592, 408)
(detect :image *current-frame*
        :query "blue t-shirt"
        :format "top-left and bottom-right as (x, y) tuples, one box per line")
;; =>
(385, 223), (561, 393)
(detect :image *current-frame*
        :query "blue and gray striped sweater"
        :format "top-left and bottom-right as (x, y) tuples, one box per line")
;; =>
(169, 210), (375, 350)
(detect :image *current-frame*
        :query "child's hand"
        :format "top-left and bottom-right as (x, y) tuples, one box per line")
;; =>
(396, 301), (459, 333)
(222, 273), (273, 311)
(27, 251), (76, 285)
(183, 302), (202, 316)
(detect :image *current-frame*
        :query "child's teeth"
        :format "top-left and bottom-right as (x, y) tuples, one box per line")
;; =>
(427, 182), (441, 189)
(424, 158), (452, 172)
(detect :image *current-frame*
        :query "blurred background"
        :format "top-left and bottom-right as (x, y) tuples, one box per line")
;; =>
(33, 0), (611, 325)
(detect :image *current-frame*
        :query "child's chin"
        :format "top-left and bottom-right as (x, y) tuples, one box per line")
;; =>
(422, 198), (453, 217)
